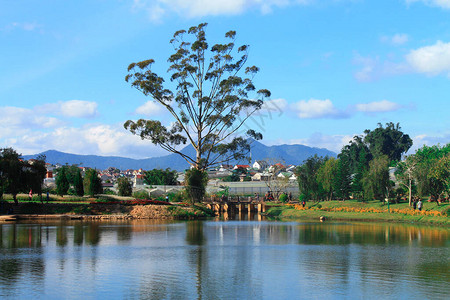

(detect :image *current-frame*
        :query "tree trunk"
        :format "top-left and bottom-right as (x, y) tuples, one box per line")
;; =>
(408, 179), (412, 206)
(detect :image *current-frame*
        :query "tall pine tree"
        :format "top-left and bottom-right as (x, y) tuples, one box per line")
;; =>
(56, 166), (70, 196)
(333, 158), (352, 200)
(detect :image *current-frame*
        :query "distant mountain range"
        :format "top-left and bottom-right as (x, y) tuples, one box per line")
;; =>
(23, 141), (336, 171)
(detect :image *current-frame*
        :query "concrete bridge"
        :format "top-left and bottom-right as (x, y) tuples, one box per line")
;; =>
(204, 201), (266, 214)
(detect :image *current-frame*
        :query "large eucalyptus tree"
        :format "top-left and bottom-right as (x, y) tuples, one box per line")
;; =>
(124, 23), (270, 172)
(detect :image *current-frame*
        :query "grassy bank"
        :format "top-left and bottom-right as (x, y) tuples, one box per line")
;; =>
(265, 200), (450, 226)
(1, 193), (134, 204)
(0, 194), (215, 220)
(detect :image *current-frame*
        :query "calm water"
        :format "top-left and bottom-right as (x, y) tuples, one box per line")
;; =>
(0, 218), (448, 300)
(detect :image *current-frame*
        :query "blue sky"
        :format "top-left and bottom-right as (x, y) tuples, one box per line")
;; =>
(1, 0), (449, 159)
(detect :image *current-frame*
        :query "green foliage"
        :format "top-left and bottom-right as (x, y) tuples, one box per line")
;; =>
(278, 193), (288, 203)
(223, 173), (240, 182)
(83, 169), (103, 197)
(295, 155), (327, 201)
(362, 155), (390, 200)
(168, 190), (186, 202)
(103, 188), (116, 195)
(117, 177), (133, 196)
(337, 123), (412, 200)
(430, 154), (450, 193)
(352, 147), (370, 198)
(26, 155), (47, 197)
(72, 205), (93, 215)
(339, 135), (371, 175)
(124, 23), (270, 171)
(56, 165), (84, 196)
(55, 165), (84, 197)
(168, 205), (214, 219)
(144, 168), (177, 185)
(56, 166), (70, 196)
(363, 122), (412, 162)
(333, 158), (352, 200)
(413, 144), (450, 198)
(0, 148), (27, 204)
(317, 157), (339, 201)
(223, 166), (249, 182)
(73, 168), (84, 196)
(133, 190), (150, 199)
(185, 168), (208, 204)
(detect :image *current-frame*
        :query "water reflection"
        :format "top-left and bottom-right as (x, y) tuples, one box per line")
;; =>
(0, 220), (448, 299)
(296, 223), (448, 246)
(186, 221), (205, 246)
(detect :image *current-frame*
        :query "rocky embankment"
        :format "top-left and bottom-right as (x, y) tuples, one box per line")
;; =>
(129, 205), (174, 219)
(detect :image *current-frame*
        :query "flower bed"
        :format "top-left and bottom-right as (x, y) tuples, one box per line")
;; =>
(288, 204), (445, 216)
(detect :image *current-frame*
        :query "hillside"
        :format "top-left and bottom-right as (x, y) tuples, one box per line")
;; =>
(23, 141), (336, 171)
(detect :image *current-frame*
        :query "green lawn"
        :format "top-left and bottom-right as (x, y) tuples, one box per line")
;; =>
(265, 200), (450, 226)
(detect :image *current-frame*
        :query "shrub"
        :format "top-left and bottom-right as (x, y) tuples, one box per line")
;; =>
(72, 206), (92, 214)
(103, 188), (116, 195)
(169, 190), (187, 202)
(185, 169), (208, 204)
(133, 190), (150, 199)
(117, 177), (132, 196)
(279, 193), (288, 203)
(83, 169), (103, 197)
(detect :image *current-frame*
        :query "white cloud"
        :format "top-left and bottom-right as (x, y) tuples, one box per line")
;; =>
(262, 98), (287, 112)
(353, 54), (378, 82)
(355, 100), (401, 113)
(39, 100), (98, 118)
(406, 40), (450, 76)
(354, 41), (450, 81)
(1, 123), (170, 159)
(353, 52), (411, 82)
(291, 99), (345, 119)
(135, 101), (164, 116)
(381, 34), (409, 46)
(61, 100), (98, 118)
(405, 0), (450, 9)
(133, 0), (311, 20)
(0, 104), (171, 159)
(392, 34), (409, 45)
(0, 106), (62, 139)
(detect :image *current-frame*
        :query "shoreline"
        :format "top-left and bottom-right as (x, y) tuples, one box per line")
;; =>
(0, 214), (134, 221)
(1, 200), (448, 226)
(264, 204), (450, 227)
(267, 214), (450, 227)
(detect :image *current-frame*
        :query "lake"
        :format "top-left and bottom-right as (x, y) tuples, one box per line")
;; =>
(0, 218), (448, 299)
